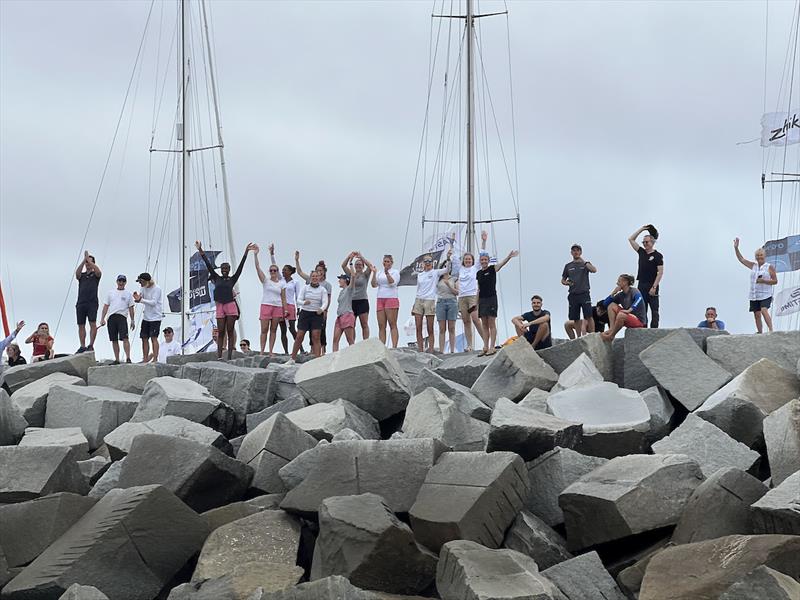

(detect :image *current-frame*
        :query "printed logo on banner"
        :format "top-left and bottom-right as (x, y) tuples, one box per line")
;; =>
(775, 285), (800, 318)
(764, 234), (800, 273)
(761, 109), (800, 147)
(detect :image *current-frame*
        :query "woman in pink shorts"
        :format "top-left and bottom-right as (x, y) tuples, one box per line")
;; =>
(253, 244), (287, 356)
(333, 270), (357, 351)
(371, 254), (401, 348)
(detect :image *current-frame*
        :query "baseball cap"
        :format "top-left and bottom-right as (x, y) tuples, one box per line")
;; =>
(337, 274), (351, 282)
(162, 326), (173, 334)
(136, 272), (152, 283)
(571, 244), (582, 251)
(116, 274), (127, 282)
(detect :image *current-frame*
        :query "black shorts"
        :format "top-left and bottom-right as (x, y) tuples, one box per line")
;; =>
(351, 299), (370, 317)
(107, 314), (129, 342)
(749, 297), (772, 312)
(76, 302), (99, 325)
(568, 292), (592, 321)
(298, 310), (324, 331)
(140, 320), (161, 339)
(478, 296), (498, 318)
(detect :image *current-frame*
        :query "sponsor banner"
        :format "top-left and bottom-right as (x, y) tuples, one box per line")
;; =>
(761, 109), (800, 147)
(764, 234), (800, 273)
(774, 285), (800, 318)
(167, 250), (222, 312)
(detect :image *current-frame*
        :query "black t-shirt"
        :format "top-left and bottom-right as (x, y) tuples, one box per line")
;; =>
(636, 247), (663, 285)
(592, 306), (609, 332)
(8, 356), (26, 367)
(562, 260), (591, 295)
(522, 309), (552, 346)
(477, 266), (497, 298)
(77, 271), (101, 305)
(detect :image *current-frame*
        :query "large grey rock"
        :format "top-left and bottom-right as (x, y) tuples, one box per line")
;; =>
(433, 352), (495, 388)
(471, 338), (558, 407)
(132, 376), (235, 437)
(413, 368), (491, 422)
(87, 459), (124, 499)
(294, 339), (412, 421)
(167, 350), (245, 365)
(237, 413), (318, 494)
(331, 428), (363, 441)
(537, 333), (614, 382)
(503, 510), (572, 570)
(560, 454), (705, 550)
(640, 386), (674, 444)
(0, 493), (96, 568)
(0, 389), (27, 445)
(695, 358), (800, 446)
(436, 540), (565, 600)
(546, 383), (650, 458)
(525, 447), (608, 526)
(764, 398), (800, 486)
(671, 467), (768, 544)
(265, 362), (302, 404)
(541, 551), (627, 600)
(8, 373), (85, 427)
(45, 384), (140, 449)
(0, 352), (96, 395)
(193, 510), (301, 581)
(639, 329), (732, 411)
(652, 414), (760, 477)
(169, 563), (302, 599)
(285, 399), (379, 441)
(623, 328), (727, 391)
(277, 440), (329, 491)
(402, 388), (489, 451)
(719, 565), (800, 600)
(244, 576), (392, 600)
(518, 387), (551, 413)
(19, 427), (90, 459)
(246, 396), (307, 433)
(390, 348), (443, 380)
(611, 338), (625, 386)
(409, 451), (529, 552)
(200, 497), (281, 533)
(706, 330), (800, 376)
(180, 361), (276, 430)
(280, 438), (446, 516)
(550, 353), (603, 394)
(639, 534), (800, 600)
(751, 470), (800, 535)
(58, 584), (110, 600)
(105, 415), (232, 461)
(77, 456), (110, 486)
(310, 493), (437, 594)
(3, 486), (207, 600)
(0, 446), (88, 502)
(488, 398), (581, 461)
(117, 434), (253, 512)
(86, 363), (179, 394)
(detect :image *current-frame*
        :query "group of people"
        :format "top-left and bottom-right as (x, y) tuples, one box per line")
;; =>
(1, 224), (781, 367)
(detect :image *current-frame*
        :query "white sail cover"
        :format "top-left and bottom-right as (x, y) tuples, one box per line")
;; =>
(774, 284), (800, 318)
(761, 109), (800, 147)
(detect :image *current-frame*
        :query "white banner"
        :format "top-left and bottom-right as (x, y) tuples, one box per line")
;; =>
(761, 109), (800, 147)
(774, 285), (800, 318)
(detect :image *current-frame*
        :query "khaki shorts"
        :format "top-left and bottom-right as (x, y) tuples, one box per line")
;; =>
(458, 295), (478, 317)
(412, 298), (436, 316)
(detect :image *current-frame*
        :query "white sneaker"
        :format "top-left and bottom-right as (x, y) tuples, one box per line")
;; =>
(286, 359), (296, 365)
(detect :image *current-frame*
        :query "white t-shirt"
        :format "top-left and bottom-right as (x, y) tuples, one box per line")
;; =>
(261, 278), (286, 307)
(297, 283), (329, 312)
(138, 284), (163, 322)
(283, 279), (297, 306)
(375, 268), (401, 299)
(457, 265), (479, 297)
(750, 262), (773, 301)
(105, 289), (135, 316)
(158, 339), (181, 363)
(415, 268), (448, 300)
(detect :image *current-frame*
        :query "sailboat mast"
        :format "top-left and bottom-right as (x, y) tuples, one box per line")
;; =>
(180, 0), (188, 352)
(466, 0), (475, 254)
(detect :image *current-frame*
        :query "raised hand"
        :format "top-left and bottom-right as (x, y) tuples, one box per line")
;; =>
(250, 243), (260, 254)
(295, 250), (300, 260)
(268, 243), (274, 254)
(509, 250), (519, 258)
(481, 230), (488, 241)
(195, 240), (203, 251)
(14, 320), (24, 334)
(733, 237), (740, 249)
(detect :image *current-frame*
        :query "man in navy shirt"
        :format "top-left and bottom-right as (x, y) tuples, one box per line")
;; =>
(600, 274), (646, 341)
(697, 307), (725, 330)
(561, 244), (597, 338)
(512, 295), (552, 350)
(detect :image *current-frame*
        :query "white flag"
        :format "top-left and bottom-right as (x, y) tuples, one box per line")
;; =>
(774, 285), (800, 318)
(761, 109), (800, 147)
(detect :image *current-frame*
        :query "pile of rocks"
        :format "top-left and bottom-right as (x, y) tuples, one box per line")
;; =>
(0, 331), (797, 599)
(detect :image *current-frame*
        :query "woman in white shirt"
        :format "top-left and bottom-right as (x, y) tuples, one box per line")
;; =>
(371, 254), (401, 348)
(253, 244), (287, 355)
(290, 270), (329, 361)
(456, 251), (486, 353)
(266, 244), (300, 354)
(411, 249), (452, 353)
(734, 238), (778, 333)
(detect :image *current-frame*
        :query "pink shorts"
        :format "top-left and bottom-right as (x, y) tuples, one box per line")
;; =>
(624, 313), (645, 329)
(260, 304), (285, 320)
(336, 312), (356, 330)
(377, 297), (400, 311)
(285, 304), (297, 321)
(216, 301), (239, 319)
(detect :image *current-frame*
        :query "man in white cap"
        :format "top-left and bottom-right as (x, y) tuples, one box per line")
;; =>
(100, 274), (135, 364)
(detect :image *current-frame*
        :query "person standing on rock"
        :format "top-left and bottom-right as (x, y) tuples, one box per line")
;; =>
(341, 251), (374, 341)
(697, 307), (725, 330)
(75, 250), (102, 353)
(289, 270), (329, 361)
(157, 326), (181, 363)
(269, 245), (300, 354)
(628, 225), (663, 327)
(253, 244), (287, 356)
(372, 254), (401, 348)
(436, 270), (459, 353)
(196, 240), (254, 360)
(333, 271), (357, 352)
(734, 238), (778, 333)
(296, 252), (333, 353)
(455, 232), (488, 352)
(100, 275), (135, 364)
(133, 272), (163, 363)
(477, 234), (519, 356)
(561, 244), (597, 338)
(600, 274), (646, 341)
(512, 295), (552, 350)
(410, 249), (452, 353)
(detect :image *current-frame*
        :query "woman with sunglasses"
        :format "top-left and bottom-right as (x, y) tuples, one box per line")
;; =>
(253, 244), (287, 356)
(25, 322), (55, 362)
(266, 244), (300, 354)
(342, 251), (374, 341)
(371, 254), (400, 348)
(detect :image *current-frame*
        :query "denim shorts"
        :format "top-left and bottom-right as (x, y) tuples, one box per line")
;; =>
(436, 297), (458, 321)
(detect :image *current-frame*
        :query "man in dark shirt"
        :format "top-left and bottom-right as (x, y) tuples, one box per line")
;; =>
(600, 274), (646, 341)
(628, 225), (664, 327)
(561, 244), (597, 337)
(512, 295), (552, 350)
(75, 251), (102, 353)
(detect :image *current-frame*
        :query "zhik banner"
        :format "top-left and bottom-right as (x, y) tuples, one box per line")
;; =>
(764, 234), (800, 273)
(399, 231), (460, 286)
(761, 109), (800, 147)
(774, 285), (800, 318)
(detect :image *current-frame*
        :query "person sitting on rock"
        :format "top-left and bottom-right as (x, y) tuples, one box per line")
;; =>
(158, 327), (181, 363)
(600, 274), (646, 341)
(5, 342), (26, 366)
(25, 322), (55, 362)
(697, 307), (725, 330)
(239, 339), (251, 353)
(565, 301), (608, 338)
(511, 295), (552, 350)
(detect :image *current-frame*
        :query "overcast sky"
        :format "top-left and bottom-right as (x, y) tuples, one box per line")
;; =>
(1, 0), (798, 359)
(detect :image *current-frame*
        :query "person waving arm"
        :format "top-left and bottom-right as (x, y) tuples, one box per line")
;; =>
(495, 249), (519, 272)
(733, 238), (755, 269)
(252, 244), (267, 284)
